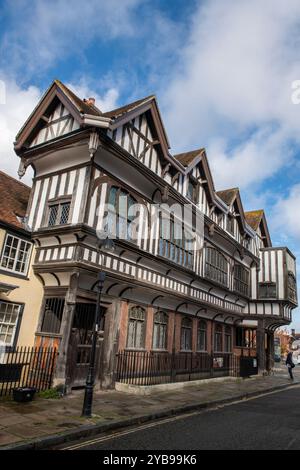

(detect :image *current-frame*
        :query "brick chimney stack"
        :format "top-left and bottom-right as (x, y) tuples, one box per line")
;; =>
(85, 97), (95, 106)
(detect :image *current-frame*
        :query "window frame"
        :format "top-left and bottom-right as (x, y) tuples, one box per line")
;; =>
(180, 317), (193, 351)
(197, 320), (207, 352)
(0, 300), (24, 350)
(152, 311), (168, 350)
(205, 246), (228, 287)
(226, 214), (235, 235)
(105, 186), (138, 242)
(0, 233), (32, 276)
(224, 325), (232, 352)
(287, 272), (297, 303)
(45, 196), (71, 228)
(214, 323), (223, 352)
(233, 263), (250, 297)
(158, 214), (194, 270)
(126, 306), (146, 350)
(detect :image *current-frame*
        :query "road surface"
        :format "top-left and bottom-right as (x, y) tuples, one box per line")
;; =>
(61, 385), (300, 450)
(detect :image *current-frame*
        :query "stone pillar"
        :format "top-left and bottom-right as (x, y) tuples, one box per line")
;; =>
(53, 272), (79, 390)
(256, 319), (266, 374)
(100, 299), (122, 389)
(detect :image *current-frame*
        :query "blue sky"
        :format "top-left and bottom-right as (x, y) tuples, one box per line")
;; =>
(1, 0), (300, 328)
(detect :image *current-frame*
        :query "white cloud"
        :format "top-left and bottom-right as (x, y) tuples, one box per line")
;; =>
(272, 184), (300, 240)
(0, 77), (41, 185)
(163, 0), (300, 191)
(66, 80), (119, 112)
(1, 0), (142, 76)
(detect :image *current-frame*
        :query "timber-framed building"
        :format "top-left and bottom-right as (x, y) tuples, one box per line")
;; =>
(13, 80), (298, 389)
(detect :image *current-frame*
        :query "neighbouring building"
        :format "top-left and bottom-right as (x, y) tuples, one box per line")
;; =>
(12, 80), (298, 389)
(0, 171), (43, 349)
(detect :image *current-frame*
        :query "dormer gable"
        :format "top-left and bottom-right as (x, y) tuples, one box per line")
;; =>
(14, 80), (103, 154)
(245, 209), (272, 247)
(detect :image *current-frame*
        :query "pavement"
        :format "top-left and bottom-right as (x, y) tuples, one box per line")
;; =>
(68, 384), (300, 450)
(0, 364), (298, 450)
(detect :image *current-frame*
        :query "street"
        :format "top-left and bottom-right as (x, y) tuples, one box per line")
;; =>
(62, 385), (300, 450)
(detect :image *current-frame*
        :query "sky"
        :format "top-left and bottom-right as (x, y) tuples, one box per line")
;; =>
(1, 0), (300, 329)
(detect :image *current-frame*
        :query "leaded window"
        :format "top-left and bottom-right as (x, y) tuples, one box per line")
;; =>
(205, 247), (228, 287)
(197, 320), (207, 351)
(225, 325), (232, 352)
(127, 306), (146, 349)
(288, 273), (297, 303)
(48, 201), (70, 226)
(40, 298), (65, 334)
(234, 264), (250, 296)
(214, 323), (223, 352)
(159, 216), (194, 269)
(106, 186), (137, 241)
(0, 234), (32, 275)
(152, 311), (168, 350)
(187, 179), (197, 203)
(181, 317), (192, 351)
(0, 301), (22, 346)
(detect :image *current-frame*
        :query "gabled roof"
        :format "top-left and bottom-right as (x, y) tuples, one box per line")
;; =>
(216, 188), (239, 206)
(102, 95), (155, 119)
(245, 209), (272, 246)
(174, 148), (205, 167)
(244, 210), (264, 231)
(55, 80), (102, 116)
(0, 171), (30, 230)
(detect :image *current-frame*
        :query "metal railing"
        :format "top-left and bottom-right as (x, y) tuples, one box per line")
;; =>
(0, 347), (58, 397)
(115, 351), (240, 386)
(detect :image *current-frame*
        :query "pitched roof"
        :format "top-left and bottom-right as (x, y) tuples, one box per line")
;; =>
(102, 95), (155, 119)
(54, 80), (102, 116)
(244, 210), (264, 231)
(216, 188), (239, 206)
(173, 148), (205, 167)
(0, 171), (30, 230)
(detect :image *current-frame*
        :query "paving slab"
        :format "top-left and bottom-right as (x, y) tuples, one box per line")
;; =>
(0, 366), (299, 450)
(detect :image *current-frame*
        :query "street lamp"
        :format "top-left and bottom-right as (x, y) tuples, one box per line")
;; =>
(82, 237), (115, 417)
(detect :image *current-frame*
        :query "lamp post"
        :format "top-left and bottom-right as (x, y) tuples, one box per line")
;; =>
(82, 237), (115, 417)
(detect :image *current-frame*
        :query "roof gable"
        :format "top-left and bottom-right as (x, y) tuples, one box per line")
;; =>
(245, 209), (272, 246)
(15, 80), (99, 152)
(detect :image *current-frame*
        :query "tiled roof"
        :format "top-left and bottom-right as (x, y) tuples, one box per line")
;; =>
(102, 95), (155, 119)
(244, 210), (264, 231)
(0, 171), (30, 230)
(55, 80), (102, 116)
(216, 188), (239, 205)
(173, 148), (205, 167)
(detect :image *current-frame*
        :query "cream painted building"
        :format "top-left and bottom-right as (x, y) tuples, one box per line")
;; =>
(0, 171), (43, 348)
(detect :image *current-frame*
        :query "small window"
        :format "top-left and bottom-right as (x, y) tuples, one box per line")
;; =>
(127, 306), (146, 349)
(40, 298), (65, 334)
(48, 201), (70, 227)
(0, 301), (22, 347)
(152, 311), (168, 350)
(259, 282), (277, 299)
(181, 317), (192, 351)
(236, 327), (256, 348)
(0, 234), (32, 275)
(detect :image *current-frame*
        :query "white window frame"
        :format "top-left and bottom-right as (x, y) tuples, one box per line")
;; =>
(0, 301), (22, 347)
(0, 234), (32, 276)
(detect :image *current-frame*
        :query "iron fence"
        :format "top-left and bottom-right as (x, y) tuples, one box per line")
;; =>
(0, 346), (58, 396)
(115, 350), (240, 386)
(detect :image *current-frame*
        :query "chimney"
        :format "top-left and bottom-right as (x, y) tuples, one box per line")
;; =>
(85, 97), (95, 106)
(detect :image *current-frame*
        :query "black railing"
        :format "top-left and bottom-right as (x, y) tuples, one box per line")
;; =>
(115, 351), (240, 386)
(0, 347), (58, 397)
